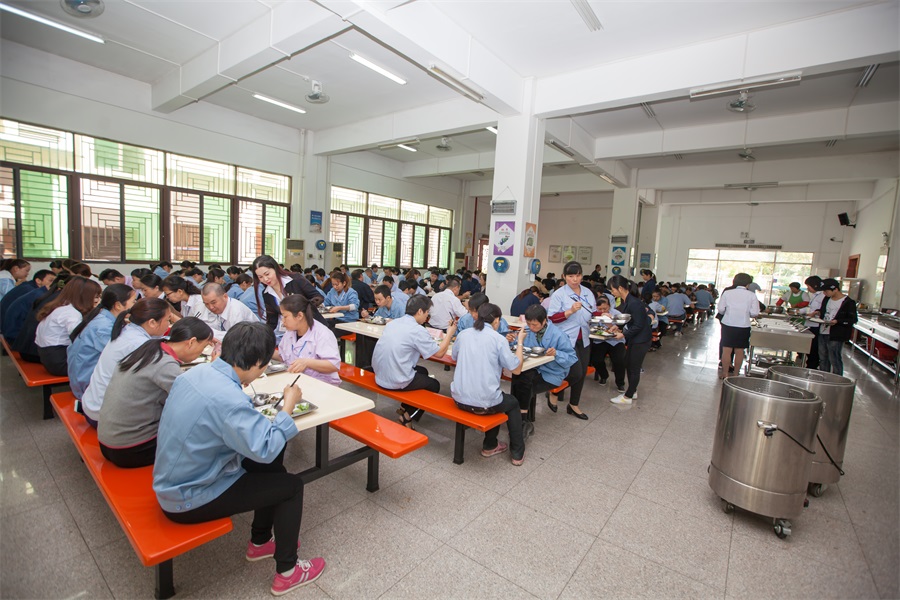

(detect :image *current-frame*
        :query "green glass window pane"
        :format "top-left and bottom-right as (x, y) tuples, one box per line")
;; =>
(330, 213), (347, 246)
(413, 225), (426, 268)
(331, 186), (366, 214)
(426, 228), (440, 267)
(367, 219), (383, 266)
(81, 178), (121, 261)
(170, 191), (200, 262)
(264, 204), (287, 264)
(368, 195), (400, 219)
(688, 248), (718, 260)
(20, 170), (69, 258)
(428, 206), (452, 227)
(399, 223), (413, 268)
(237, 201), (263, 264)
(400, 201), (427, 224)
(346, 215), (364, 266)
(237, 168), (290, 204)
(167, 153), (234, 195)
(124, 185), (160, 261)
(204, 196), (232, 264)
(383, 221), (397, 268)
(439, 229), (450, 269)
(0, 120), (73, 170)
(1, 167), (16, 258)
(75, 135), (164, 184)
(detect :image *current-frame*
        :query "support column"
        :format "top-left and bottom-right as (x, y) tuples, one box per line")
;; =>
(607, 188), (641, 279)
(484, 105), (545, 314)
(300, 131), (331, 267)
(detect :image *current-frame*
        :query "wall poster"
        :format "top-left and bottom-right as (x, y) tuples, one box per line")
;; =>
(549, 245), (562, 262)
(639, 253), (652, 269)
(309, 210), (323, 233)
(577, 246), (592, 264)
(493, 221), (515, 256)
(523, 222), (537, 258)
(563, 245), (577, 263)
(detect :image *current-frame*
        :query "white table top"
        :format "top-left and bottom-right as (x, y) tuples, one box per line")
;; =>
(319, 311), (344, 320)
(503, 315), (525, 328)
(247, 370), (374, 432)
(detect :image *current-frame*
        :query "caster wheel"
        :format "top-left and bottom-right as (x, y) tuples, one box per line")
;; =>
(808, 483), (827, 498)
(773, 519), (792, 539)
(723, 501), (735, 515)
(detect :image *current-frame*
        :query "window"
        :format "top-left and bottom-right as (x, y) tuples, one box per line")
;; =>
(686, 248), (814, 304)
(0, 118), (290, 263)
(329, 186), (452, 269)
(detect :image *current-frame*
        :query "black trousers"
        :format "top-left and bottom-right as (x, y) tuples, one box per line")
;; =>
(163, 448), (303, 574)
(590, 342), (625, 386)
(625, 341), (651, 398)
(563, 343), (590, 406)
(456, 392), (524, 460)
(100, 438), (157, 468)
(392, 365), (440, 422)
(511, 369), (555, 414)
(38, 345), (69, 376)
(806, 327), (821, 369)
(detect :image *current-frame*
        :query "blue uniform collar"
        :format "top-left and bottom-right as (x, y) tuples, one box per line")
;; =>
(210, 357), (242, 388)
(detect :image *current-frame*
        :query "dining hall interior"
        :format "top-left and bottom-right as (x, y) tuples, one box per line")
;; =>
(0, 0), (899, 598)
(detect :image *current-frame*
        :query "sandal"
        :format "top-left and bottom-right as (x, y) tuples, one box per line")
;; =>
(398, 413), (415, 429)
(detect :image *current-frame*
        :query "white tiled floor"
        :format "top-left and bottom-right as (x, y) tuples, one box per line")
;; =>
(1, 320), (898, 599)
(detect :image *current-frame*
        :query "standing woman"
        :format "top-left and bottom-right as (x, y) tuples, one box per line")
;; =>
(99, 318), (213, 468)
(35, 277), (102, 375)
(80, 298), (172, 427)
(0, 259), (31, 302)
(275, 295), (341, 386)
(607, 275), (652, 405)
(639, 269), (657, 298)
(67, 284), (137, 399)
(251, 255), (325, 334)
(547, 261), (598, 419)
(162, 275), (205, 318)
(323, 272), (359, 323)
(451, 303), (527, 465)
(715, 273), (760, 379)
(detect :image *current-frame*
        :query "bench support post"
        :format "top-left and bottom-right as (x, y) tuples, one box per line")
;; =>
(42, 386), (55, 420)
(155, 560), (174, 599)
(366, 452), (380, 492)
(453, 423), (466, 465)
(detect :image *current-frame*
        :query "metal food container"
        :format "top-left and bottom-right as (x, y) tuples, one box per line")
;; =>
(766, 366), (855, 495)
(709, 377), (822, 537)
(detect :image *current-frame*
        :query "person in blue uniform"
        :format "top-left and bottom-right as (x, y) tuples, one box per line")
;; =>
(323, 272), (359, 323)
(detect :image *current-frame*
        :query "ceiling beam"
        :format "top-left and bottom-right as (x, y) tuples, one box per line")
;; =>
(400, 146), (573, 178)
(316, 0), (524, 116)
(152, 2), (348, 113)
(545, 117), (633, 186)
(533, 2), (900, 119)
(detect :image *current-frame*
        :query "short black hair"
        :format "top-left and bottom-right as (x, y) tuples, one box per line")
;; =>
(32, 269), (53, 282)
(220, 322), (275, 370)
(405, 294), (432, 316)
(374, 284), (391, 298)
(351, 269), (364, 280)
(524, 304), (547, 323)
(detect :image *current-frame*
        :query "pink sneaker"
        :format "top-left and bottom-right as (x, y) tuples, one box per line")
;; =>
(481, 442), (508, 458)
(271, 558), (326, 596)
(246, 537), (301, 562)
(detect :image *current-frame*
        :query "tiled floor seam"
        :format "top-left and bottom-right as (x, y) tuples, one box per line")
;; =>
(374, 542), (448, 600)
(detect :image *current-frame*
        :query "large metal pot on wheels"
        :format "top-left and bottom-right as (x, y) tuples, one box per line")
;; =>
(709, 377), (822, 539)
(766, 366), (855, 497)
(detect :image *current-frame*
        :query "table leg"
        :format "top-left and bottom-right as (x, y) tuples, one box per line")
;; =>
(155, 560), (174, 599)
(42, 386), (55, 420)
(314, 424), (329, 470)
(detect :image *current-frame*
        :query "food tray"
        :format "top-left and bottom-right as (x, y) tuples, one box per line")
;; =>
(257, 401), (319, 421)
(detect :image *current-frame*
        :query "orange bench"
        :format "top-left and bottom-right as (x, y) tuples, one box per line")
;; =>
(50, 392), (233, 599)
(1, 336), (69, 419)
(339, 363), (507, 464)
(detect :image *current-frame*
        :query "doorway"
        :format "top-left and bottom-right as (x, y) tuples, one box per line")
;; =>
(847, 254), (860, 278)
(477, 237), (490, 271)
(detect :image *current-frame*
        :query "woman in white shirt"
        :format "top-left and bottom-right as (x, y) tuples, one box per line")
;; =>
(274, 294), (341, 386)
(715, 273), (760, 378)
(35, 276), (102, 375)
(161, 275), (205, 319)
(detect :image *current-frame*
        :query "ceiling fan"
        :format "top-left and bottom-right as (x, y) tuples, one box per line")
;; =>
(305, 80), (329, 104)
(436, 137), (452, 152)
(61, 0), (104, 17)
(727, 90), (756, 113)
(738, 148), (756, 161)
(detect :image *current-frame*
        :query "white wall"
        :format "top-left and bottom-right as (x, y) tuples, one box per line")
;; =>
(655, 201), (856, 282)
(844, 178), (898, 307)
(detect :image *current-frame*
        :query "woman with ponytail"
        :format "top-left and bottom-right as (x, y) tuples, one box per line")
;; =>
(607, 274), (652, 405)
(98, 318), (213, 468)
(80, 298), (172, 427)
(67, 284), (137, 399)
(274, 294), (341, 386)
(451, 302), (528, 466)
(139, 273), (165, 300)
(34, 277), (102, 375)
(161, 275), (205, 318)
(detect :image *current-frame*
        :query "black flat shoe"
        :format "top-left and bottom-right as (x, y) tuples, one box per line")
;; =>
(567, 405), (588, 420)
(546, 393), (558, 413)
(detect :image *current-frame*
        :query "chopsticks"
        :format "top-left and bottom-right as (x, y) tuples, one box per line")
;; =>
(275, 374), (302, 411)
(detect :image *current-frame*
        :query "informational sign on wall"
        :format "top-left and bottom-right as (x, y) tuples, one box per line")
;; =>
(310, 210), (323, 233)
(523, 222), (537, 258)
(610, 245), (627, 275)
(549, 245), (561, 262)
(563, 245), (576, 263)
(493, 221), (515, 256)
(577, 246), (592, 264)
(639, 253), (651, 269)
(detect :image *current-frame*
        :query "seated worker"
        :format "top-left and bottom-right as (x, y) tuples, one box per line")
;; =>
(162, 275), (205, 318)
(649, 289), (669, 339)
(274, 295), (341, 386)
(458, 292), (513, 339)
(589, 296), (627, 392)
(383, 276), (407, 308)
(509, 287), (541, 318)
(201, 283), (259, 340)
(361, 284), (406, 320)
(323, 272), (359, 323)
(228, 273), (252, 299)
(98, 269), (126, 287)
(0, 269), (56, 343)
(350, 269), (376, 312)
(663, 288), (693, 335)
(451, 303), (527, 466)
(138, 274), (166, 300)
(372, 295), (455, 428)
(775, 282), (810, 309)
(692, 284), (713, 322)
(98, 318), (213, 468)
(0, 268), (54, 327)
(427, 272), (445, 294)
(511, 304), (578, 439)
(153, 322), (325, 595)
(35, 277), (103, 376)
(428, 277), (467, 331)
(68, 284), (137, 399)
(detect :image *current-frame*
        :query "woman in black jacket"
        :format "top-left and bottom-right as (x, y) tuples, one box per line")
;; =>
(814, 278), (857, 376)
(251, 255), (326, 332)
(607, 275), (652, 405)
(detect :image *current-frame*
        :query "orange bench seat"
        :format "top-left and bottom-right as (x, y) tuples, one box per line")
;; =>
(50, 392), (232, 599)
(2, 336), (69, 419)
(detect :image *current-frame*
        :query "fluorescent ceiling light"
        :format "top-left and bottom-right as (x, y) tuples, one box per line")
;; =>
(724, 182), (778, 190)
(0, 2), (104, 43)
(857, 64), (879, 88)
(570, 0), (603, 32)
(690, 71), (801, 99)
(640, 102), (656, 118)
(547, 140), (575, 158)
(599, 173), (620, 186)
(378, 138), (420, 151)
(349, 53), (406, 85)
(252, 94), (306, 114)
(429, 65), (484, 102)
(486, 126), (498, 134)
(397, 144), (417, 152)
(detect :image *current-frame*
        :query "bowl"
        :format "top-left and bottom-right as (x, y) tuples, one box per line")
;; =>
(529, 346), (547, 356)
(252, 392), (283, 407)
(613, 314), (632, 325)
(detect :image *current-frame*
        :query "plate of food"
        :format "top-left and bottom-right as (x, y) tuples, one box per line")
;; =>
(655, 308), (668, 315)
(365, 316), (386, 325)
(807, 317), (826, 324)
(257, 400), (318, 420)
